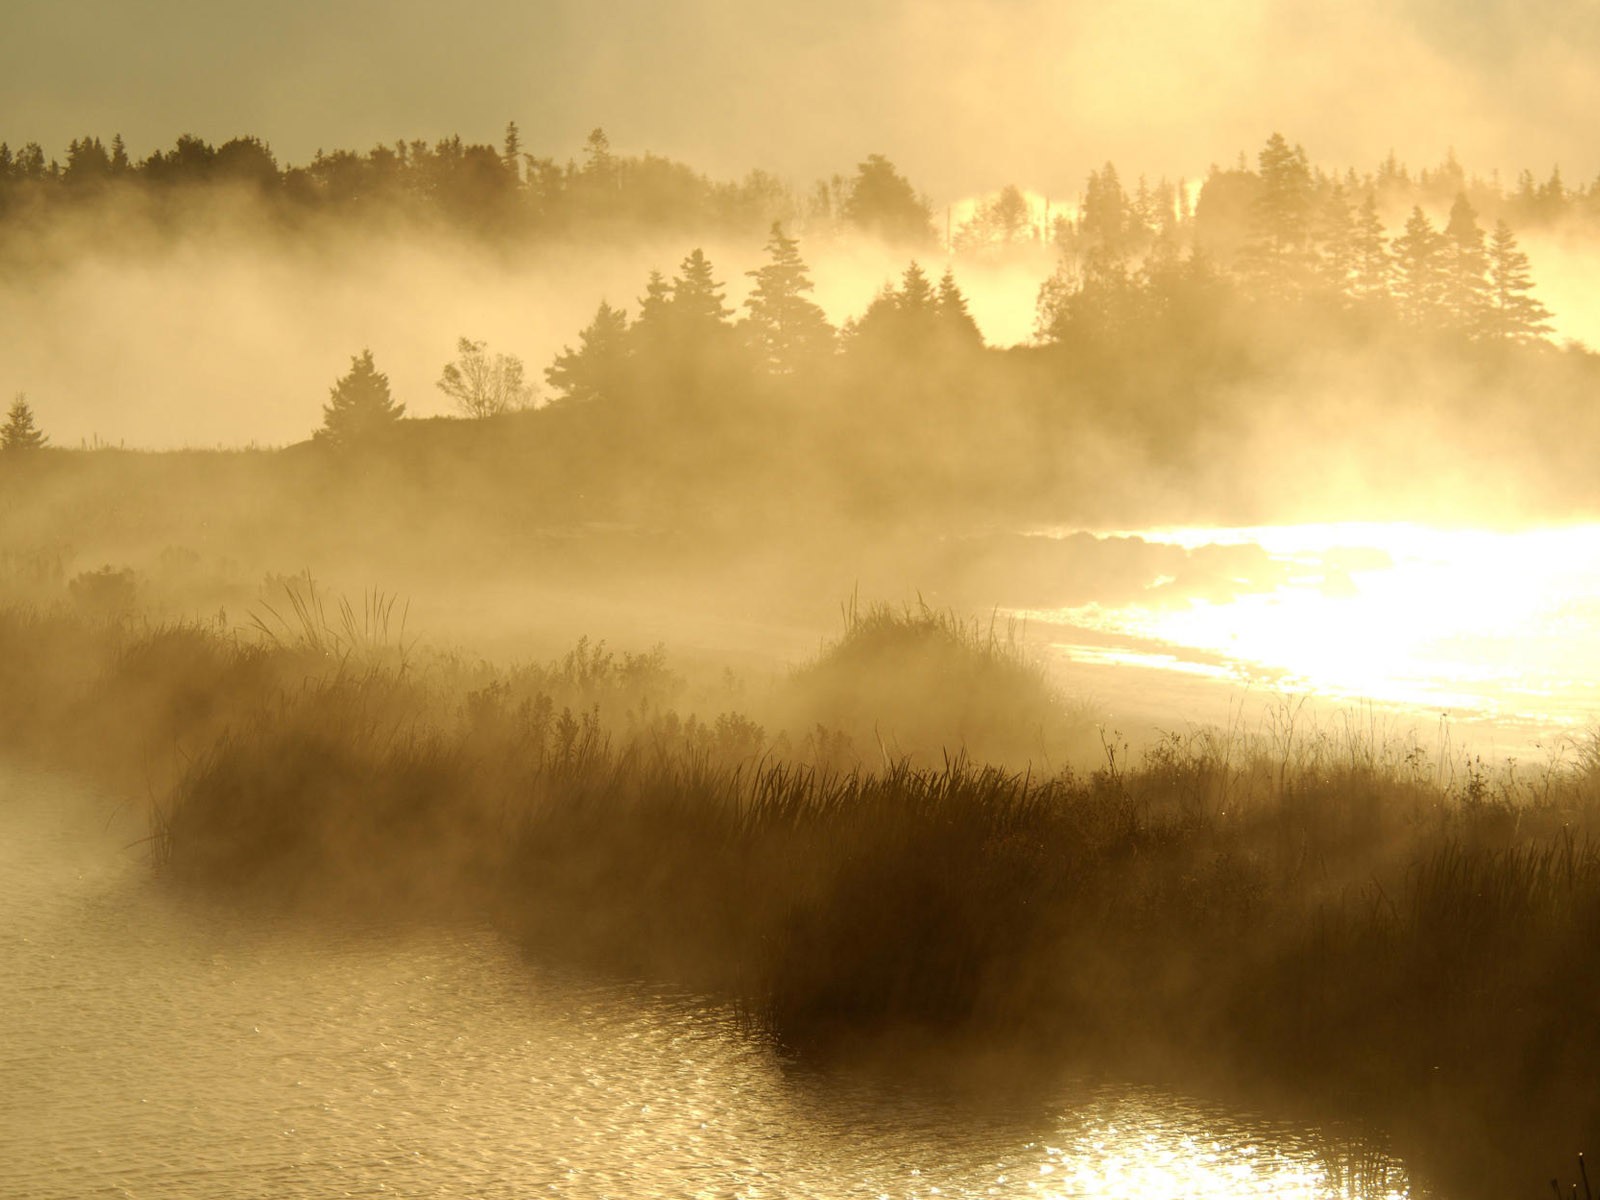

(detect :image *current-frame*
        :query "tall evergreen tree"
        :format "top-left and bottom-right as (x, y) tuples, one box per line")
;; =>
(1350, 194), (1391, 302)
(1439, 194), (1490, 335)
(1242, 133), (1315, 298)
(669, 248), (732, 329)
(936, 268), (984, 347)
(1, 394), (47, 452)
(317, 350), (404, 446)
(1484, 220), (1553, 344)
(545, 301), (631, 404)
(1311, 184), (1356, 296)
(1392, 207), (1444, 325)
(741, 223), (835, 373)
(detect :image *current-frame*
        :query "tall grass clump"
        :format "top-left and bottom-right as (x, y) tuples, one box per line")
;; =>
(780, 597), (1092, 768)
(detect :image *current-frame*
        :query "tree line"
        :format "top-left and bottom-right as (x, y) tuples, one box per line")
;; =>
(0, 126), (935, 246)
(7, 123), (1599, 256)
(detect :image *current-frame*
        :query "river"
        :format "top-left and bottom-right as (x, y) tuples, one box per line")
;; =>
(1023, 521), (1600, 760)
(0, 761), (1422, 1199)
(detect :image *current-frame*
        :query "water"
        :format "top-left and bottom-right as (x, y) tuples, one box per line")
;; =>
(0, 762), (1416, 1199)
(1026, 522), (1600, 756)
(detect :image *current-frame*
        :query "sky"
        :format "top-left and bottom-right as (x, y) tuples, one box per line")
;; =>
(5, 0), (1600, 204)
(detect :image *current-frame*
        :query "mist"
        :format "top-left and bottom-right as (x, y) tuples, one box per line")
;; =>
(8, 7), (1600, 1200)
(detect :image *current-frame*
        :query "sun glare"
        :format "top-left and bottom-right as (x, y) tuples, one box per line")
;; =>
(1043, 523), (1600, 724)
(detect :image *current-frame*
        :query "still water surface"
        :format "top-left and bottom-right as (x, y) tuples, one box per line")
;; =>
(1, 763), (1417, 1199)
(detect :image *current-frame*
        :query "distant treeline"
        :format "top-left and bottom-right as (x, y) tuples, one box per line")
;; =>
(0, 125), (931, 245)
(3, 123), (1599, 255)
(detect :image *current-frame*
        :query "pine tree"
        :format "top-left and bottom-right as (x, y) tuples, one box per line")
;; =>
(670, 248), (732, 329)
(317, 350), (405, 446)
(741, 223), (834, 373)
(1439, 193), (1490, 336)
(1, 394), (47, 451)
(936, 268), (984, 347)
(1242, 133), (1315, 298)
(1311, 184), (1356, 296)
(1484, 220), (1553, 344)
(1350, 194), (1391, 303)
(1392, 207), (1444, 326)
(545, 301), (631, 404)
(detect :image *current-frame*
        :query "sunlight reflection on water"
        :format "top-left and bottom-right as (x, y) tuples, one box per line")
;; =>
(1030, 522), (1600, 741)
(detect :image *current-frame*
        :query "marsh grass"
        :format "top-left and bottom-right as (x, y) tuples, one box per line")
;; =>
(8, 594), (1600, 1196)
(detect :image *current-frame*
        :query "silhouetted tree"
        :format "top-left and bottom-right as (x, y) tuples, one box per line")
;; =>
(1241, 133), (1314, 299)
(669, 248), (732, 330)
(843, 154), (934, 245)
(1439, 194), (1490, 335)
(317, 350), (404, 445)
(1311, 184), (1356, 295)
(956, 184), (1033, 251)
(1392, 207), (1444, 326)
(1350, 193), (1391, 302)
(936, 268), (984, 347)
(437, 337), (533, 418)
(1484, 220), (1553, 343)
(545, 301), (630, 404)
(2, 394), (47, 451)
(1079, 163), (1136, 268)
(741, 223), (834, 373)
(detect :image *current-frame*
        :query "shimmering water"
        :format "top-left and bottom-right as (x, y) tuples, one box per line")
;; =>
(1028, 522), (1600, 755)
(0, 763), (1417, 1199)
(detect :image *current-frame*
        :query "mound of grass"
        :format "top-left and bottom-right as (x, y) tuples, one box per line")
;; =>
(782, 599), (1091, 768)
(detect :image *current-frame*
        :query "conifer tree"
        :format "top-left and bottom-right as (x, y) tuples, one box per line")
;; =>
(545, 301), (631, 404)
(741, 223), (834, 373)
(1350, 194), (1391, 302)
(669, 248), (732, 329)
(1484, 220), (1553, 344)
(1439, 194), (1490, 335)
(936, 268), (984, 347)
(1242, 133), (1315, 298)
(1, 394), (47, 452)
(1392, 207), (1444, 325)
(317, 351), (405, 445)
(1312, 184), (1356, 296)
(630, 270), (674, 354)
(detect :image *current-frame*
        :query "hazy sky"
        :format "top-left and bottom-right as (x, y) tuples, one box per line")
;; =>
(6, 0), (1599, 202)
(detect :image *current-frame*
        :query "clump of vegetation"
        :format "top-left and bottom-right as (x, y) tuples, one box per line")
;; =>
(781, 598), (1091, 768)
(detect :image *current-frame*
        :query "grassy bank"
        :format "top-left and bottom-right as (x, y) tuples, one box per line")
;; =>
(4, 592), (1597, 1196)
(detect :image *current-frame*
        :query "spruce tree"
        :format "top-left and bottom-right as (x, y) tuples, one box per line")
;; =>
(741, 223), (834, 373)
(545, 301), (631, 404)
(1242, 133), (1315, 299)
(1311, 184), (1356, 297)
(1392, 207), (1444, 326)
(1439, 194), (1490, 336)
(936, 268), (984, 347)
(1, 394), (47, 451)
(669, 249), (732, 329)
(1485, 220), (1553, 344)
(317, 350), (405, 446)
(1350, 194), (1391, 303)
